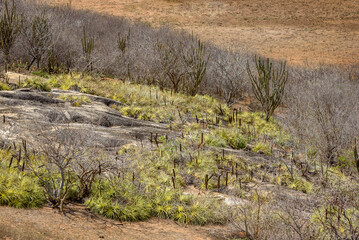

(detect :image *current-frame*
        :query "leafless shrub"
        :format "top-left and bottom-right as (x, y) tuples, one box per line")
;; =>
(22, 14), (52, 70)
(0, 0), (21, 71)
(208, 49), (248, 105)
(276, 197), (321, 240)
(234, 191), (281, 240)
(71, 148), (114, 199)
(155, 38), (187, 92)
(23, 119), (109, 211)
(26, 125), (88, 210)
(313, 185), (359, 239)
(285, 67), (359, 178)
(234, 191), (322, 240)
(0, 0), (245, 98)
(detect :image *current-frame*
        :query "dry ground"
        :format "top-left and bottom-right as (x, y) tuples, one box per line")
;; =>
(49, 0), (359, 66)
(0, 205), (236, 240)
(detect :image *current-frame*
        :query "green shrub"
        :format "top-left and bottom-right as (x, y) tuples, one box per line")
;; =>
(58, 94), (91, 107)
(42, 74), (227, 124)
(152, 189), (229, 225)
(20, 78), (51, 91)
(253, 142), (272, 155)
(0, 149), (45, 208)
(205, 135), (227, 148)
(228, 135), (247, 149)
(0, 82), (11, 90)
(86, 178), (230, 225)
(276, 173), (313, 194)
(31, 70), (50, 78)
(85, 179), (152, 221)
(0, 168), (45, 208)
(238, 112), (292, 145)
(208, 128), (247, 149)
(48, 74), (93, 94)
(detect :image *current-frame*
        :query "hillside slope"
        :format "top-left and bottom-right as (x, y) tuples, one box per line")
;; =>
(50, 0), (359, 66)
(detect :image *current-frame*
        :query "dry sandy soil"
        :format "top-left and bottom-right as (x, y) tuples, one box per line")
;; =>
(49, 0), (359, 66)
(0, 205), (236, 240)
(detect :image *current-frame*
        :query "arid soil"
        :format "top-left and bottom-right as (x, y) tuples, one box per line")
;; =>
(0, 205), (236, 240)
(50, 0), (359, 66)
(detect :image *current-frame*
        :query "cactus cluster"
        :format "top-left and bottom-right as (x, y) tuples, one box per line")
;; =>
(81, 26), (94, 71)
(247, 57), (288, 121)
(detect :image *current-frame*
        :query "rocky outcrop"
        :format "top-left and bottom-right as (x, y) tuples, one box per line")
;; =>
(0, 88), (169, 149)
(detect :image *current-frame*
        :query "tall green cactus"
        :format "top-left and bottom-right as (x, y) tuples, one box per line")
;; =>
(81, 26), (94, 71)
(184, 39), (209, 96)
(247, 56), (288, 121)
(354, 138), (359, 173)
(118, 28), (130, 53)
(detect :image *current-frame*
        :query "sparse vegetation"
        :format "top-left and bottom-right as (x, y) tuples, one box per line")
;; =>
(0, 0), (358, 239)
(1, 70), (358, 238)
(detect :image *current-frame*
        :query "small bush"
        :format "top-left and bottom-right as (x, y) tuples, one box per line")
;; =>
(31, 71), (50, 78)
(20, 78), (51, 91)
(48, 74), (92, 93)
(228, 135), (247, 149)
(0, 168), (45, 208)
(239, 112), (283, 138)
(210, 128), (247, 149)
(205, 134), (227, 148)
(151, 188), (229, 225)
(253, 142), (271, 155)
(274, 173), (313, 194)
(86, 179), (152, 221)
(58, 94), (91, 107)
(311, 187), (359, 239)
(0, 82), (11, 90)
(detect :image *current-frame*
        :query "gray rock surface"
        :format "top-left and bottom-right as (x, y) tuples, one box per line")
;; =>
(0, 89), (169, 149)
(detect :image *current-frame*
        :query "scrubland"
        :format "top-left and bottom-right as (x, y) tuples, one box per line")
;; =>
(0, 0), (358, 239)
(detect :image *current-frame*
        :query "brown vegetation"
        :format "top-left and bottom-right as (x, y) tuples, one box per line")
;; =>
(50, 0), (359, 66)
